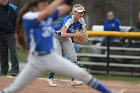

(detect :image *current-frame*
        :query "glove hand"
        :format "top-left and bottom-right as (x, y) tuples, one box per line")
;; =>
(73, 31), (88, 44)
(75, 31), (86, 37)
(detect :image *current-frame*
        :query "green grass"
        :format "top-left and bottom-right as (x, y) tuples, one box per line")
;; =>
(16, 47), (28, 62)
(95, 75), (140, 83)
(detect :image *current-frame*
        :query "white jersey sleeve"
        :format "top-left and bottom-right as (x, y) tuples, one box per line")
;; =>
(22, 12), (40, 28)
(64, 19), (72, 28)
(23, 12), (39, 20)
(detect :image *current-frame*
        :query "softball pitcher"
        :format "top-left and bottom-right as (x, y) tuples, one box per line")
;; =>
(0, 0), (124, 93)
(47, 4), (87, 87)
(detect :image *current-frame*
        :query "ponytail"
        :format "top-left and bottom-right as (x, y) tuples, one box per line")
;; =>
(16, 3), (31, 50)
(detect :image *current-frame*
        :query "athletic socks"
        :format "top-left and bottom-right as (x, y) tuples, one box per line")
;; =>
(48, 72), (55, 79)
(87, 78), (111, 93)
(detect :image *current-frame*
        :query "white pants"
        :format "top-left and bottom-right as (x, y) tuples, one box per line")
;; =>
(55, 34), (77, 62)
(4, 52), (92, 93)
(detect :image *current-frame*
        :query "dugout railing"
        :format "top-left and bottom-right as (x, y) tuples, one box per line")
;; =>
(77, 31), (140, 76)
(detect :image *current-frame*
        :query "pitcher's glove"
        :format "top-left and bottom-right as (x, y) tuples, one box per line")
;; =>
(73, 35), (88, 44)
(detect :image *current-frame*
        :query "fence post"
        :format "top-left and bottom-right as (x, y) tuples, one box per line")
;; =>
(106, 37), (110, 75)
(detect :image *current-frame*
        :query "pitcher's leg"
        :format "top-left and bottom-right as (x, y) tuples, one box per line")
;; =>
(48, 53), (111, 93)
(48, 53), (91, 82)
(3, 62), (41, 93)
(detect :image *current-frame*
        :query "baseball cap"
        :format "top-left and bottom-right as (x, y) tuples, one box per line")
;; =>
(72, 4), (86, 12)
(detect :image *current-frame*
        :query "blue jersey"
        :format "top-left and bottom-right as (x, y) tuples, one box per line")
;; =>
(22, 10), (59, 53)
(54, 15), (86, 34)
(104, 18), (121, 31)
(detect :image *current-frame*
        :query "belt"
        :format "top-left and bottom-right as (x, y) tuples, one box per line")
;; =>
(32, 49), (54, 56)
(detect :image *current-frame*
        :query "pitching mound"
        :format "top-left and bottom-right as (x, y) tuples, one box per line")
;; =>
(0, 76), (140, 93)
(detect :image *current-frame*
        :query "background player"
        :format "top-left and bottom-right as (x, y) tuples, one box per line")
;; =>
(48, 4), (87, 87)
(0, 0), (124, 93)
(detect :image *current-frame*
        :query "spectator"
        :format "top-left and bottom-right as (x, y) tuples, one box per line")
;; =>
(124, 11), (140, 46)
(122, 12), (140, 47)
(0, 0), (19, 76)
(101, 11), (121, 46)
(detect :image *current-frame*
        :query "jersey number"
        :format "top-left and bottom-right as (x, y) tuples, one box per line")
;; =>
(42, 27), (53, 37)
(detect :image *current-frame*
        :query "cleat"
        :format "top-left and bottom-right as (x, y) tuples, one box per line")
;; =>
(47, 78), (57, 87)
(71, 80), (83, 86)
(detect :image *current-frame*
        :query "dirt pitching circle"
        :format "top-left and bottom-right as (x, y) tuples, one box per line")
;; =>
(0, 76), (140, 93)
